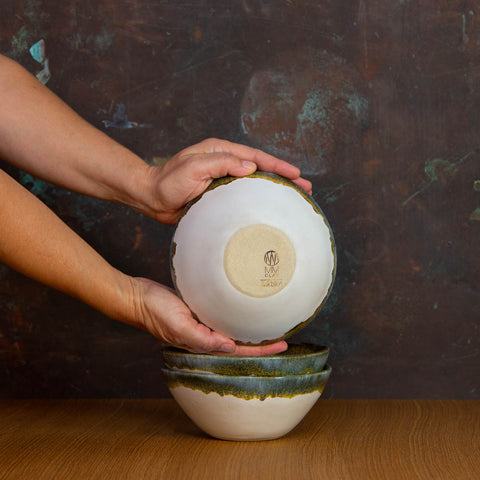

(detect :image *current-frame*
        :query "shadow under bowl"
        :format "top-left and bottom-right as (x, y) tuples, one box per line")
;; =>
(162, 364), (331, 441)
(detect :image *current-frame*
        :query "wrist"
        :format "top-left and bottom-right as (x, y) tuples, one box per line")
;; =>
(96, 269), (144, 330)
(105, 151), (156, 217)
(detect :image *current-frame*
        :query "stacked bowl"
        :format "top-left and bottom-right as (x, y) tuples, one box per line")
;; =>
(161, 344), (331, 441)
(162, 173), (336, 441)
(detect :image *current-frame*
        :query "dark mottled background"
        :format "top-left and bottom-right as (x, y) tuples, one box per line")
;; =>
(0, 0), (478, 399)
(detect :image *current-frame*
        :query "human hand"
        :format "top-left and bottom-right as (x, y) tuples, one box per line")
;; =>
(140, 138), (312, 224)
(130, 277), (288, 355)
(121, 139), (309, 353)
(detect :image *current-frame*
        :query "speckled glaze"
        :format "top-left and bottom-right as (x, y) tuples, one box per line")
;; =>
(162, 343), (329, 376)
(170, 173), (337, 345)
(161, 365), (331, 401)
(162, 365), (331, 441)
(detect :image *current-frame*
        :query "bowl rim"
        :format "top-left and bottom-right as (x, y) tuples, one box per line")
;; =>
(161, 363), (332, 381)
(162, 343), (329, 361)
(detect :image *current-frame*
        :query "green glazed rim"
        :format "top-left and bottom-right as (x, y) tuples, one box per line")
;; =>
(162, 364), (332, 401)
(162, 343), (329, 377)
(169, 172), (337, 345)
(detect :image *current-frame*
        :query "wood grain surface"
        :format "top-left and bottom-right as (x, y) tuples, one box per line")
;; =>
(0, 399), (478, 479)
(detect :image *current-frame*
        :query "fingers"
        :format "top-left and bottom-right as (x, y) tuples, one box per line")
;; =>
(136, 278), (290, 357)
(180, 323), (290, 356)
(292, 177), (313, 195)
(195, 138), (312, 193)
(169, 315), (289, 355)
(188, 152), (258, 181)
(202, 139), (300, 177)
(168, 317), (288, 356)
(173, 329), (289, 357)
(172, 320), (238, 354)
(216, 340), (289, 357)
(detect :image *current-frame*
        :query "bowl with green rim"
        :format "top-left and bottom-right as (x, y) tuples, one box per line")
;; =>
(161, 343), (329, 376)
(170, 173), (336, 345)
(162, 364), (331, 441)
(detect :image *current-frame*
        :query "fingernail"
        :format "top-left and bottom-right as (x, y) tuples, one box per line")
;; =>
(218, 343), (236, 353)
(242, 160), (256, 170)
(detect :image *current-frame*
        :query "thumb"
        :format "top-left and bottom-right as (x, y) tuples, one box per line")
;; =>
(192, 153), (258, 180)
(236, 160), (258, 176)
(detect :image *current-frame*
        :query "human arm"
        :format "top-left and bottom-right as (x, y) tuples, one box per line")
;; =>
(0, 54), (311, 225)
(0, 169), (286, 355)
(0, 54), (302, 354)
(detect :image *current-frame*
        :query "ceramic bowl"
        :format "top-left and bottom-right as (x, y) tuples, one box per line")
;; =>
(161, 343), (329, 376)
(162, 365), (331, 441)
(171, 173), (336, 345)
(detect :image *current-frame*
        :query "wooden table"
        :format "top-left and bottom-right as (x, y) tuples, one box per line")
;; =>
(0, 399), (478, 479)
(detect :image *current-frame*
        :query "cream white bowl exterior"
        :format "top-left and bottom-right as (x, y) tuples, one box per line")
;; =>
(169, 386), (321, 441)
(171, 175), (336, 344)
(162, 364), (332, 441)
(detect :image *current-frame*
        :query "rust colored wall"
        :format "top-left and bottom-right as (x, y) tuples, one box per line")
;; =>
(0, 0), (478, 398)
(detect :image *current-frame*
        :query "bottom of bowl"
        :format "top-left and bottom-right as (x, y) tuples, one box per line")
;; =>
(170, 385), (322, 441)
(163, 365), (331, 441)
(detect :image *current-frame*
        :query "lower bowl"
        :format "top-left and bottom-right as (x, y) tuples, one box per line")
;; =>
(161, 343), (329, 376)
(162, 365), (331, 441)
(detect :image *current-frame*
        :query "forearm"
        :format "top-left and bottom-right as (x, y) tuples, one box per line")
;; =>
(0, 54), (311, 228)
(0, 169), (291, 355)
(0, 54), (152, 214)
(0, 169), (139, 326)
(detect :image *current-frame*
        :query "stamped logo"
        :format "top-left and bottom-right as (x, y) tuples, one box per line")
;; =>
(264, 250), (280, 280)
(224, 224), (295, 298)
(264, 250), (279, 266)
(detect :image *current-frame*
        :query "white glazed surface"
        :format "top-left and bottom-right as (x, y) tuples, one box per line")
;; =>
(172, 177), (335, 343)
(169, 386), (321, 441)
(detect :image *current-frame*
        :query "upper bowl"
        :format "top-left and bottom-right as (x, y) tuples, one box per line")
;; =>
(162, 343), (329, 376)
(171, 173), (336, 344)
